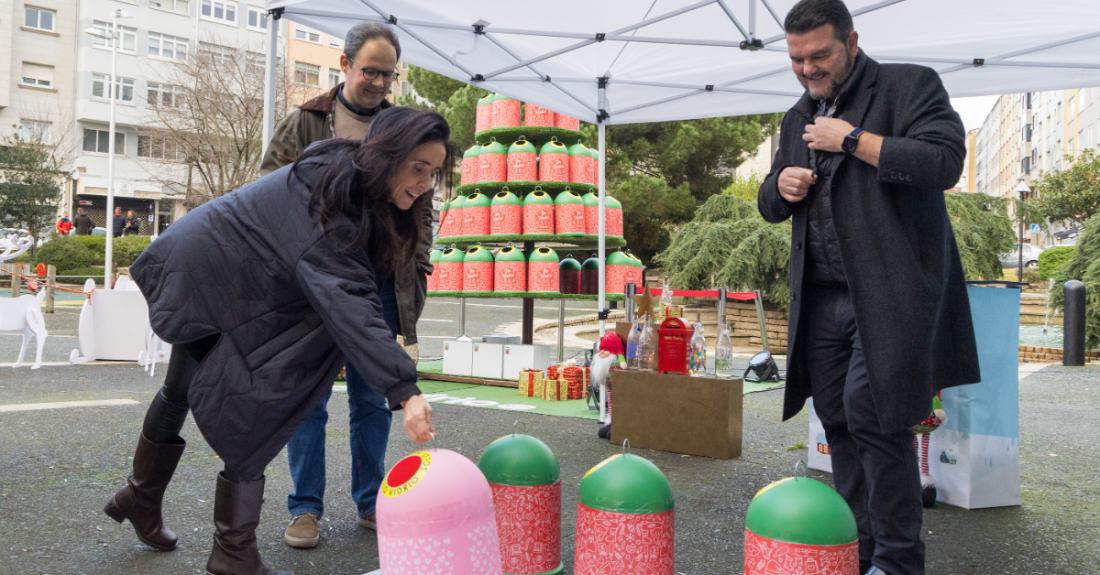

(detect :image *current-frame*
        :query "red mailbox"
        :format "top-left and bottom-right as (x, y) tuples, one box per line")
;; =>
(657, 316), (690, 375)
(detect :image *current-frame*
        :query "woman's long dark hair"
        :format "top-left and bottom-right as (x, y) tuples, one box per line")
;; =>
(291, 107), (454, 276)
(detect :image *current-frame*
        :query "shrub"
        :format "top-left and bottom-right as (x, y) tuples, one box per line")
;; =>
(113, 235), (152, 267)
(33, 236), (92, 270)
(1024, 267), (1041, 285)
(74, 235), (106, 263)
(1051, 213), (1100, 349)
(1039, 246), (1075, 281)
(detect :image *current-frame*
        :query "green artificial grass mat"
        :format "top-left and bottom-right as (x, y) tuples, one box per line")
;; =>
(475, 126), (586, 146)
(456, 181), (595, 197)
(434, 233), (626, 249)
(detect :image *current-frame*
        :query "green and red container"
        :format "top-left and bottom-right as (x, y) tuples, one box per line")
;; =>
(528, 247), (560, 294)
(580, 255), (600, 295)
(494, 246), (527, 294)
(524, 102), (555, 127)
(605, 195), (623, 238)
(589, 148), (600, 186)
(492, 94), (521, 128)
(479, 139), (507, 183)
(522, 190), (555, 236)
(460, 145), (480, 186)
(437, 198), (453, 238)
(442, 195), (466, 238)
(554, 189), (586, 236)
(478, 434), (563, 575)
(507, 138), (538, 182)
(463, 246), (495, 294)
(538, 141), (570, 182)
(476, 93), (496, 133)
(559, 255), (581, 295)
(568, 142), (592, 185)
(435, 247), (465, 292)
(744, 477), (859, 575)
(581, 192), (601, 236)
(555, 113), (580, 131)
(606, 250), (640, 294)
(625, 252), (644, 292)
(491, 190), (522, 236)
(573, 453), (674, 575)
(426, 249), (443, 293)
(463, 192), (492, 237)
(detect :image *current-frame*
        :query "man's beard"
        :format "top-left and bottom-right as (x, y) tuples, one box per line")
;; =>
(801, 49), (855, 101)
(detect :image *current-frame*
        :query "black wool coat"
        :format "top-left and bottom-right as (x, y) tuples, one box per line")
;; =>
(131, 155), (421, 479)
(758, 52), (981, 434)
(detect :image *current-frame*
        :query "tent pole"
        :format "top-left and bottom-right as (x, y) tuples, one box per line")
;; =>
(597, 93), (607, 338)
(263, 9), (281, 157)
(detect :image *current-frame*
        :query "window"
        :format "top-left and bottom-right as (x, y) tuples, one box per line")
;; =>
(329, 37), (341, 49)
(294, 62), (319, 87)
(24, 6), (55, 31)
(201, 0), (236, 24)
(147, 82), (182, 107)
(92, 73), (135, 102)
(198, 42), (234, 65)
(138, 135), (182, 161)
(92, 21), (137, 52)
(329, 69), (340, 89)
(246, 51), (266, 75)
(150, 0), (189, 13)
(83, 129), (125, 155)
(20, 62), (53, 88)
(247, 7), (268, 31)
(401, 61), (408, 70)
(149, 32), (188, 61)
(19, 120), (51, 142)
(400, 80), (410, 95)
(294, 27), (320, 44)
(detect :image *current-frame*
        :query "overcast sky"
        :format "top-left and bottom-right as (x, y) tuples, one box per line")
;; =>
(950, 95), (1001, 133)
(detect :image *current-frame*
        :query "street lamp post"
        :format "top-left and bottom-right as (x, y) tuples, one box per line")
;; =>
(1013, 179), (1031, 283)
(85, 9), (132, 289)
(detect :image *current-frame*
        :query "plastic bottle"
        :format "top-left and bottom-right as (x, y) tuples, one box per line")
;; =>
(626, 316), (641, 369)
(659, 276), (673, 320)
(715, 320), (734, 378)
(689, 313), (707, 377)
(636, 315), (656, 371)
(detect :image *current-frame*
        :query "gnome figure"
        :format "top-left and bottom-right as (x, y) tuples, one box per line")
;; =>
(592, 332), (626, 436)
(912, 392), (947, 508)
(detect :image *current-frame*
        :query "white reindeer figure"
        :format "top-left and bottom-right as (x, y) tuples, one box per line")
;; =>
(1, 289), (47, 369)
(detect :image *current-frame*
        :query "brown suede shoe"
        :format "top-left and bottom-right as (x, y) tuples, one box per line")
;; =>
(284, 513), (320, 549)
(356, 513), (377, 531)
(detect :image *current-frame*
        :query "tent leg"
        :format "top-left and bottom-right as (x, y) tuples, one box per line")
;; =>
(597, 120), (606, 338)
(262, 10), (281, 157)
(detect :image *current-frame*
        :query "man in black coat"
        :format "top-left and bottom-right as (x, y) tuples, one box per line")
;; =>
(758, 1), (980, 574)
(111, 207), (125, 238)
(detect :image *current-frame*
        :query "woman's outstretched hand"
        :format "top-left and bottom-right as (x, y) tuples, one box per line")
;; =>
(401, 394), (434, 443)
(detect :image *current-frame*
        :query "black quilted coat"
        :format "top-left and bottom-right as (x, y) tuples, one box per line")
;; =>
(131, 156), (421, 479)
(758, 52), (981, 434)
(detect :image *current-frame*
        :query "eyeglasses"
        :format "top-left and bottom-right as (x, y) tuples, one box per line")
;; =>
(349, 57), (399, 83)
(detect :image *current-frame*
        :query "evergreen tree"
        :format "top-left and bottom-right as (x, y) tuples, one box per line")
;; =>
(0, 131), (66, 256)
(1033, 149), (1100, 225)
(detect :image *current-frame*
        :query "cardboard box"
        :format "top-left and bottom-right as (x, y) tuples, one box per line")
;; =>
(502, 344), (554, 376)
(611, 371), (743, 459)
(442, 339), (474, 376)
(471, 342), (504, 379)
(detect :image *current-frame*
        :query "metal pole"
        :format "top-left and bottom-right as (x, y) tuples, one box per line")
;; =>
(45, 265), (55, 313)
(754, 290), (770, 352)
(625, 282), (637, 322)
(459, 296), (466, 336)
(597, 119), (607, 337)
(1018, 203), (1024, 283)
(104, 9), (120, 290)
(717, 288), (727, 334)
(557, 299), (565, 363)
(262, 10), (281, 156)
(1064, 280), (1086, 366)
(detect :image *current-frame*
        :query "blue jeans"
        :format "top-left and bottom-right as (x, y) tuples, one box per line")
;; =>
(286, 276), (400, 519)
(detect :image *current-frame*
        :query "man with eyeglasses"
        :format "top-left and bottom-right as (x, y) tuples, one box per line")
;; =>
(261, 23), (435, 553)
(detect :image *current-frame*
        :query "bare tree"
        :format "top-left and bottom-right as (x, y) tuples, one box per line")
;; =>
(139, 36), (298, 206)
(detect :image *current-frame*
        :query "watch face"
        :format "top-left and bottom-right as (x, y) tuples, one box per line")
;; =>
(843, 134), (858, 154)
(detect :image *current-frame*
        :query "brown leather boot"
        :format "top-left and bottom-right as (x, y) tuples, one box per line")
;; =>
(205, 473), (293, 575)
(104, 433), (185, 551)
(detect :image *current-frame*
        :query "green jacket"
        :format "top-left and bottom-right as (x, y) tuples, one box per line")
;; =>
(261, 85), (430, 345)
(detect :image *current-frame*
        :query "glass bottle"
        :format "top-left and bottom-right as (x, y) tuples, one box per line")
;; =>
(689, 313), (707, 376)
(626, 315), (641, 369)
(659, 275), (673, 320)
(715, 320), (734, 378)
(636, 314), (656, 371)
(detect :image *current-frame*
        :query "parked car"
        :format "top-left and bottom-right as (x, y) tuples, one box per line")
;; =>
(999, 243), (1044, 269)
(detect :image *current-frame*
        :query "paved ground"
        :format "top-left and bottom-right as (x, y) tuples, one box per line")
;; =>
(1, 303), (1098, 575)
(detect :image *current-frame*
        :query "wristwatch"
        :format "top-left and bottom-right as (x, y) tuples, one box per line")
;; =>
(842, 127), (865, 155)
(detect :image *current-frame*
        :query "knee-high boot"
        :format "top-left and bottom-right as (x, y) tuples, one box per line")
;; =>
(206, 473), (292, 575)
(104, 433), (186, 551)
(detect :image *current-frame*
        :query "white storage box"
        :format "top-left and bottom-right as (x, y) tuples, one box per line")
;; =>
(442, 339), (474, 376)
(471, 342), (505, 379)
(502, 344), (554, 380)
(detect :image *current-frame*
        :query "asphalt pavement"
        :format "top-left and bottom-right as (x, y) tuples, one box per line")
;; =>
(0, 303), (1098, 575)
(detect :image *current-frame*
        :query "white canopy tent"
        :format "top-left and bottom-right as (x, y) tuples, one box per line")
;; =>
(261, 0), (1100, 331)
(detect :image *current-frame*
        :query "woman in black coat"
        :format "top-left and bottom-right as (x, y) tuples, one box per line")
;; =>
(123, 210), (141, 236)
(104, 108), (449, 575)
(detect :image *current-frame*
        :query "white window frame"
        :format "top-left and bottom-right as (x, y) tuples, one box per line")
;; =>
(138, 134), (182, 161)
(329, 69), (340, 89)
(149, 0), (189, 14)
(24, 6), (55, 32)
(294, 62), (320, 87)
(148, 32), (188, 61)
(83, 129), (126, 155)
(329, 37), (341, 49)
(91, 21), (137, 53)
(246, 7), (268, 31)
(92, 73), (135, 103)
(294, 26), (321, 44)
(147, 82), (182, 108)
(200, 0), (236, 25)
(21, 63), (53, 89)
(19, 120), (51, 142)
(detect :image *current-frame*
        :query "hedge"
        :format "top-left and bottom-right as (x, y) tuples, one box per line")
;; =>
(1039, 246), (1075, 281)
(33, 236), (93, 271)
